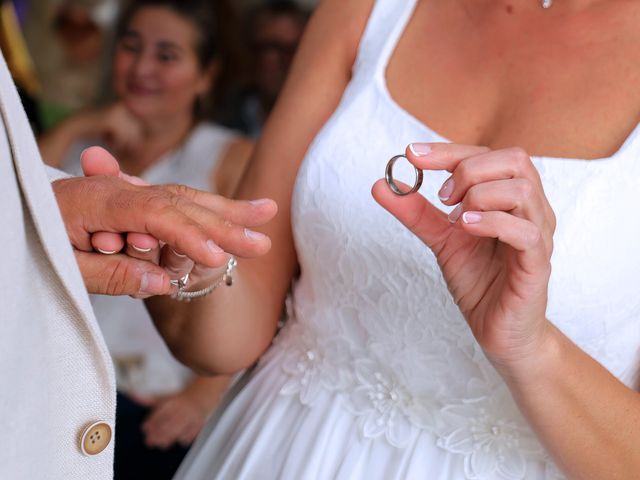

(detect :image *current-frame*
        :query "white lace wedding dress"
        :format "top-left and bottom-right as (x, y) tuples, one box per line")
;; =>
(175, 1), (640, 479)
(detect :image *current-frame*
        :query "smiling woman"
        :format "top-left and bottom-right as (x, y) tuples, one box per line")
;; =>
(37, 1), (250, 480)
(113, 0), (218, 124)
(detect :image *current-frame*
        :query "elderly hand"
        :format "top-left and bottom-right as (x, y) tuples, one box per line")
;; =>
(53, 147), (277, 297)
(373, 143), (556, 377)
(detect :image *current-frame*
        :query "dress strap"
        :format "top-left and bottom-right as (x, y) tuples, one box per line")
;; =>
(352, 0), (418, 81)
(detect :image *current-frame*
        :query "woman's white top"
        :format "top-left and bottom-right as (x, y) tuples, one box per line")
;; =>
(64, 123), (237, 396)
(175, 1), (640, 479)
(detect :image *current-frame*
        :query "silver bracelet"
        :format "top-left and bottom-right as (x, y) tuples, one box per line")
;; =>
(171, 257), (237, 302)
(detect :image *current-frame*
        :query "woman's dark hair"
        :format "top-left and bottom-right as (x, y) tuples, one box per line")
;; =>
(117, 0), (219, 69)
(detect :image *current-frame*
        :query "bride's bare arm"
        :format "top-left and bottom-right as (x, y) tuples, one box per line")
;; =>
(146, 0), (374, 375)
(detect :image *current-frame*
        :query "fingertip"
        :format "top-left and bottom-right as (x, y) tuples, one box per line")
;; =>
(249, 198), (278, 221)
(256, 235), (273, 256)
(371, 178), (389, 194)
(372, 178), (415, 206)
(81, 146), (121, 177)
(405, 143), (434, 168)
(371, 178), (389, 204)
(92, 231), (125, 254)
(128, 232), (159, 250)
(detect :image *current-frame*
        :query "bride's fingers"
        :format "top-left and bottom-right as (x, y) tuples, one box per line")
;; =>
(125, 234), (161, 264)
(460, 210), (550, 273)
(81, 146), (150, 186)
(430, 148), (544, 207)
(405, 142), (491, 171)
(91, 231), (125, 254)
(372, 179), (450, 252)
(454, 179), (553, 246)
(127, 232), (159, 252)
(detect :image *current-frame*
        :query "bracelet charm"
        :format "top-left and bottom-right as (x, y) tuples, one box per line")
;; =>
(172, 257), (237, 302)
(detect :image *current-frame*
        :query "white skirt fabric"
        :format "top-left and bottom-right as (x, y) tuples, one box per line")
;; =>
(174, 344), (558, 480)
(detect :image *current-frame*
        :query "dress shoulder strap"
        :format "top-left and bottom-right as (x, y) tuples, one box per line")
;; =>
(352, 0), (418, 81)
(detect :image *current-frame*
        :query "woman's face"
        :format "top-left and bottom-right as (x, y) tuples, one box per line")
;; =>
(112, 7), (213, 121)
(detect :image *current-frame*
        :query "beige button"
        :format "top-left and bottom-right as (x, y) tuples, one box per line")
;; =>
(80, 422), (112, 456)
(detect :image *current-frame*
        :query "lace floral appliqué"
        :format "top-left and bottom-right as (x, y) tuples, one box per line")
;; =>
(435, 379), (545, 480)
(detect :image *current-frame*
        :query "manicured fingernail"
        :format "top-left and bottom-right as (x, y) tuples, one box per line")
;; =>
(207, 240), (224, 254)
(140, 272), (165, 294)
(132, 245), (152, 253)
(438, 177), (455, 201)
(97, 248), (118, 255)
(462, 211), (482, 224)
(249, 198), (272, 206)
(171, 248), (186, 257)
(245, 228), (266, 241)
(448, 204), (463, 223)
(408, 143), (432, 157)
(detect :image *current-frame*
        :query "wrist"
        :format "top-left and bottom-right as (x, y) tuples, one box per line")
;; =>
(490, 320), (565, 390)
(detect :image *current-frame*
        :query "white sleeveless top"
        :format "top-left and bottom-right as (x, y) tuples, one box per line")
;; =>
(64, 123), (237, 396)
(176, 2), (640, 479)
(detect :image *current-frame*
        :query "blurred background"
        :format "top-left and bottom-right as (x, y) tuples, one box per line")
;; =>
(1, 0), (317, 135)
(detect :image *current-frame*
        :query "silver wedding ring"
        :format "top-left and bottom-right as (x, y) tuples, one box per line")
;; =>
(170, 273), (190, 290)
(385, 154), (423, 196)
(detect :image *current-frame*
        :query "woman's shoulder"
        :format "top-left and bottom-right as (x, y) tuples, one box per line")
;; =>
(189, 122), (239, 146)
(178, 122), (250, 171)
(309, 0), (377, 66)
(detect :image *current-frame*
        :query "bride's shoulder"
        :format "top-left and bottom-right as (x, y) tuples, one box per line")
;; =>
(310, 0), (376, 66)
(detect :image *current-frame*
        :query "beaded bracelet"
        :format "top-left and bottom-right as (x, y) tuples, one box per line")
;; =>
(171, 257), (237, 302)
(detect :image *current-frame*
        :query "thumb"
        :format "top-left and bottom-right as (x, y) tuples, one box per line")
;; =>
(81, 146), (149, 186)
(371, 178), (450, 250)
(74, 250), (171, 297)
(80, 148), (154, 254)
(81, 146), (121, 177)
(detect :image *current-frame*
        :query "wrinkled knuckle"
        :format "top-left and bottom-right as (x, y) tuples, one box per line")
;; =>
(175, 183), (194, 197)
(164, 183), (195, 200)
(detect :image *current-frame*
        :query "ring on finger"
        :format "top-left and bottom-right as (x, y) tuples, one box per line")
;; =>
(169, 273), (190, 290)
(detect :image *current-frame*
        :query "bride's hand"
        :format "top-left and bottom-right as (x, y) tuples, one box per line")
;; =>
(372, 143), (556, 377)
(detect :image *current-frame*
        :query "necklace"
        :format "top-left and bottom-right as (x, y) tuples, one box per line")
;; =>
(542, 0), (552, 7)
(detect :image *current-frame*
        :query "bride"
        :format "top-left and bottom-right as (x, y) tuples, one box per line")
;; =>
(125, 0), (640, 478)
